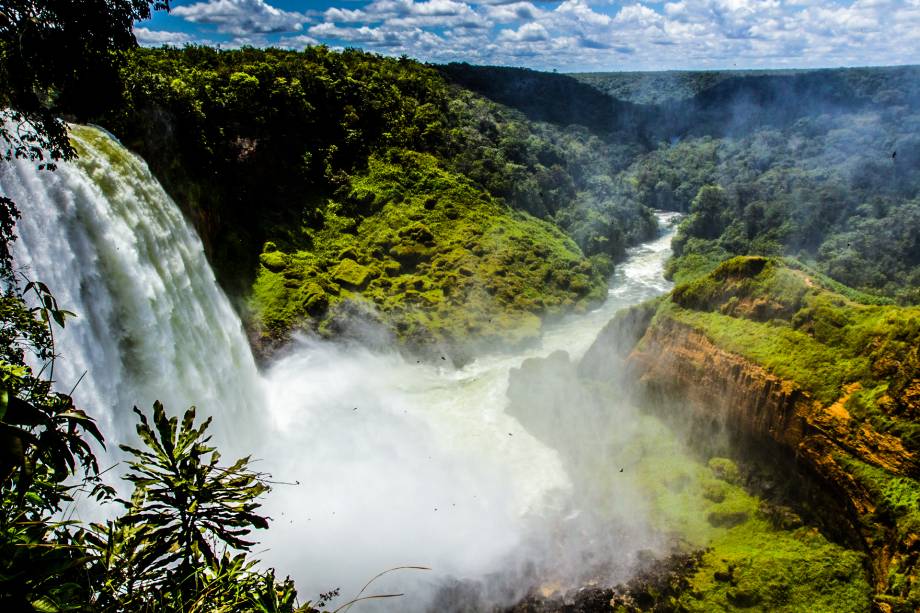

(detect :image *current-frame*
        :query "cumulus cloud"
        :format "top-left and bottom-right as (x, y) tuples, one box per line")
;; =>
(155, 0), (920, 70)
(310, 21), (446, 49)
(484, 2), (545, 23)
(172, 0), (306, 35)
(133, 26), (192, 45)
(498, 21), (550, 41)
(326, 0), (488, 29)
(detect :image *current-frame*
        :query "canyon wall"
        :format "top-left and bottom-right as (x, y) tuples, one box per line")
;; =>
(581, 257), (920, 611)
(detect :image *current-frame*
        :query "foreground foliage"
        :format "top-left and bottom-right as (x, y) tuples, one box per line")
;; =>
(89, 402), (305, 613)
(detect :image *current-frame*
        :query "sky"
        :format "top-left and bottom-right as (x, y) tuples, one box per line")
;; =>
(134, 0), (920, 72)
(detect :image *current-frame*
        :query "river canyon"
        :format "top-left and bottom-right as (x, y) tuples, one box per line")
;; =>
(2, 125), (711, 610)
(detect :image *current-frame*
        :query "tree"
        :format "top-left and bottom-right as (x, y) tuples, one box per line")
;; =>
(0, 0), (170, 166)
(1, 2), (171, 610)
(0, 0), (173, 495)
(689, 184), (729, 240)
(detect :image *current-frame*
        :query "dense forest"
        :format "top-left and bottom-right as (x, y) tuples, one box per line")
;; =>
(447, 63), (920, 302)
(3, 1), (920, 609)
(104, 47), (662, 358)
(97, 51), (920, 357)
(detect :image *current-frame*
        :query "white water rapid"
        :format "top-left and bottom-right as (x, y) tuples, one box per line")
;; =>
(3, 125), (681, 611)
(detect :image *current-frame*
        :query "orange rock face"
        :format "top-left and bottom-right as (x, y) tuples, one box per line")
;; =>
(623, 314), (918, 598)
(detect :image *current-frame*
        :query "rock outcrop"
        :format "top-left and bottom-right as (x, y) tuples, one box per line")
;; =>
(582, 256), (920, 610)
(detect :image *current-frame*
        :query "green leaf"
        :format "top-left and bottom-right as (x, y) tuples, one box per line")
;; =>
(30, 596), (60, 612)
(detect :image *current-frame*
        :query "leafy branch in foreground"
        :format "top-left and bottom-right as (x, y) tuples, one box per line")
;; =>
(89, 401), (309, 612)
(120, 402), (269, 572)
(0, 248), (108, 612)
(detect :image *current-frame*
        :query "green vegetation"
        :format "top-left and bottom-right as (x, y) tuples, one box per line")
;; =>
(251, 149), (604, 351)
(89, 402), (307, 612)
(512, 348), (874, 611)
(1, 0), (169, 168)
(665, 256), (920, 447)
(100, 47), (659, 353)
(629, 108), (920, 302)
(5, 2), (920, 607)
(1, 5), (325, 610)
(608, 416), (871, 612)
(645, 256), (920, 608)
(0, 209), (308, 612)
(451, 64), (920, 305)
(89, 50), (920, 353)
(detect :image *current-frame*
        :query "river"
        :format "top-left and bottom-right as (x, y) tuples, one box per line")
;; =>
(3, 125), (681, 611)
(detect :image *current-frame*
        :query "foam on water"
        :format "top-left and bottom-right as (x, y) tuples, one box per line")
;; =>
(4, 126), (680, 610)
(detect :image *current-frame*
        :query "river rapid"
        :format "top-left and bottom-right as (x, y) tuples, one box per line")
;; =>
(2, 125), (681, 611)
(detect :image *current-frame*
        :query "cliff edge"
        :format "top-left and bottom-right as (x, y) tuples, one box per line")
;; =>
(585, 256), (920, 611)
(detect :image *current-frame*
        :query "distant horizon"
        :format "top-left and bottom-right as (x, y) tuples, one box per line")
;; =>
(442, 61), (920, 75)
(129, 39), (920, 76)
(135, 0), (920, 73)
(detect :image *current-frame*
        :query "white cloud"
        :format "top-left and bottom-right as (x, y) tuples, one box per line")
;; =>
(325, 0), (488, 29)
(155, 0), (920, 71)
(484, 2), (544, 23)
(498, 21), (550, 41)
(555, 0), (611, 27)
(172, 0), (306, 35)
(309, 22), (447, 49)
(133, 26), (192, 45)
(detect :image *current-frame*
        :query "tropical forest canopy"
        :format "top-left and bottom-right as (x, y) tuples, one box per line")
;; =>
(86, 49), (920, 354)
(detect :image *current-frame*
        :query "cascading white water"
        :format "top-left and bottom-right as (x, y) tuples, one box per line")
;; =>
(255, 215), (681, 608)
(2, 125), (262, 445)
(3, 125), (681, 611)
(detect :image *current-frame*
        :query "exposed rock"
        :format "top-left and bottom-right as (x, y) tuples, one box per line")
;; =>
(617, 313), (916, 604)
(298, 281), (328, 315)
(577, 299), (658, 382)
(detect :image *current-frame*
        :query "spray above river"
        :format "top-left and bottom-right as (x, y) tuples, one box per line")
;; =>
(4, 126), (681, 611)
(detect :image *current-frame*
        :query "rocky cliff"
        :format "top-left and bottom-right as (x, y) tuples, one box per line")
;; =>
(585, 256), (920, 611)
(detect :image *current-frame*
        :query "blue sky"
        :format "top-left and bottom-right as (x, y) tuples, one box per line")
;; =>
(134, 0), (920, 72)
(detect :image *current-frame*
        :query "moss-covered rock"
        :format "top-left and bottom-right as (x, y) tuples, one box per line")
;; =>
(708, 457), (741, 485)
(331, 258), (372, 289)
(642, 422), (870, 612)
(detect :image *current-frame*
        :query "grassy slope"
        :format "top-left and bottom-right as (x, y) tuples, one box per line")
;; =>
(648, 255), (920, 608)
(589, 409), (871, 612)
(251, 149), (605, 354)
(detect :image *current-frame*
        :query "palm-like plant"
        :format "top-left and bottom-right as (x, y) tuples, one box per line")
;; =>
(87, 402), (318, 612)
(116, 402), (269, 593)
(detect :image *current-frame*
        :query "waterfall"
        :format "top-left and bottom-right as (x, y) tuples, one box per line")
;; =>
(3, 125), (682, 610)
(2, 124), (262, 444)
